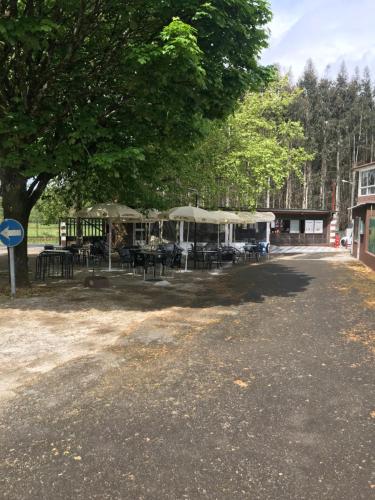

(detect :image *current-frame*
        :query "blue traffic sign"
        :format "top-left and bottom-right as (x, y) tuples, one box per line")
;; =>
(0, 219), (24, 247)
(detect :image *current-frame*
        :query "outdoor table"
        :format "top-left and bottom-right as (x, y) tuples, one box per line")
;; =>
(139, 249), (167, 278)
(191, 249), (222, 269)
(42, 249), (71, 254)
(35, 250), (74, 280)
(207, 250), (223, 269)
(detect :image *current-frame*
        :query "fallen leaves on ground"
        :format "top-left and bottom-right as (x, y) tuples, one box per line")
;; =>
(233, 379), (248, 388)
(343, 323), (375, 356)
(342, 262), (375, 310)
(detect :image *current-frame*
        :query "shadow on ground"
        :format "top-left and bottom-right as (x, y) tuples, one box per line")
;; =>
(0, 260), (314, 314)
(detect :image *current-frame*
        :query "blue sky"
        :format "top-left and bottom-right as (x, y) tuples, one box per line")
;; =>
(261, 0), (375, 79)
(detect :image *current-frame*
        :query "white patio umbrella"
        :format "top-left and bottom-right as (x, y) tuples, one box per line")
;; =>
(166, 206), (219, 270)
(76, 203), (143, 271)
(142, 209), (162, 222)
(159, 206), (218, 223)
(253, 211), (275, 223)
(235, 211), (275, 223)
(209, 211), (243, 245)
(235, 211), (275, 245)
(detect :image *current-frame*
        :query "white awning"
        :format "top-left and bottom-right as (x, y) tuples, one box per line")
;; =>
(236, 211), (275, 223)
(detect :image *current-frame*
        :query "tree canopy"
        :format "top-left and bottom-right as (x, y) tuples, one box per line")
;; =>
(181, 76), (312, 209)
(276, 60), (375, 229)
(0, 0), (272, 187)
(0, 0), (272, 285)
(38, 75), (311, 214)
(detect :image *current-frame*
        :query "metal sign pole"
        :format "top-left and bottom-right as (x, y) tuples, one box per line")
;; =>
(0, 219), (25, 298)
(9, 246), (16, 297)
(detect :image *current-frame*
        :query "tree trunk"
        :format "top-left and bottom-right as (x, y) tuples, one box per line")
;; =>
(335, 135), (348, 229)
(1, 169), (52, 287)
(1, 171), (32, 287)
(335, 141), (341, 216)
(285, 174), (292, 209)
(320, 155), (327, 209)
(355, 113), (362, 164)
(320, 129), (328, 209)
(302, 162), (311, 209)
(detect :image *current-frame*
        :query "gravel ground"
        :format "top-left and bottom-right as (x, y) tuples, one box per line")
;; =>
(0, 252), (374, 499)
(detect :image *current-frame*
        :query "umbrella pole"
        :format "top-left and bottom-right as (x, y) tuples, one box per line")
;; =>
(108, 219), (112, 271)
(217, 224), (220, 247)
(185, 222), (190, 271)
(193, 222), (197, 269)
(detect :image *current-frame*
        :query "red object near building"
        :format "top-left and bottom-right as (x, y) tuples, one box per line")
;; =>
(334, 234), (340, 248)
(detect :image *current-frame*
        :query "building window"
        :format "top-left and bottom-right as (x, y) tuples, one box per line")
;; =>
(359, 168), (375, 196)
(271, 219), (323, 235)
(290, 220), (300, 233)
(272, 219), (290, 233)
(305, 220), (323, 234)
(368, 218), (375, 255)
(134, 223), (146, 243)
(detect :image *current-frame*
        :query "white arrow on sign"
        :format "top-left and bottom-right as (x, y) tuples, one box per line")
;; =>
(0, 227), (22, 239)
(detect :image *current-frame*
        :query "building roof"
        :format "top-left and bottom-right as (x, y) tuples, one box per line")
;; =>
(350, 201), (375, 210)
(352, 161), (375, 171)
(257, 208), (333, 216)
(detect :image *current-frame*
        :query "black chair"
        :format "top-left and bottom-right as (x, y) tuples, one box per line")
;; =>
(220, 246), (235, 263)
(244, 243), (259, 262)
(205, 242), (220, 251)
(171, 248), (182, 269)
(67, 244), (82, 265)
(206, 250), (222, 269)
(132, 250), (146, 275)
(193, 250), (208, 269)
(117, 247), (134, 271)
(225, 246), (242, 264)
(87, 242), (104, 267)
(257, 241), (270, 261)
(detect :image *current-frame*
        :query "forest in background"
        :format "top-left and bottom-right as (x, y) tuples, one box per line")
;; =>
(272, 60), (375, 229)
(33, 60), (375, 233)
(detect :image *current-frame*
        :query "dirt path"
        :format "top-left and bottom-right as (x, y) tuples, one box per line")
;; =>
(0, 254), (374, 499)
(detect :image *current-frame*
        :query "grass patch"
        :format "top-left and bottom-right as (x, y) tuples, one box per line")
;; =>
(27, 222), (59, 243)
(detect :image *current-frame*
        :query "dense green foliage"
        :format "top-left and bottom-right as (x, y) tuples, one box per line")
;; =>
(0, 0), (272, 284)
(185, 77), (312, 208)
(276, 60), (375, 228)
(35, 76), (312, 214)
(0, 0), (272, 196)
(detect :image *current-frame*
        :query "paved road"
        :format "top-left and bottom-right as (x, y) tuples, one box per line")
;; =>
(0, 255), (374, 499)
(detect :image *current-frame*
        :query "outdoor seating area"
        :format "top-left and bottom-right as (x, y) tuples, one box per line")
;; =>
(34, 239), (270, 282)
(33, 203), (274, 282)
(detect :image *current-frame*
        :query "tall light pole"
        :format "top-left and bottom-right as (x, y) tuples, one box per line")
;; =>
(341, 178), (355, 225)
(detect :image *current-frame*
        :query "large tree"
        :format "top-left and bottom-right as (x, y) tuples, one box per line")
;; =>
(286, 61), (375, 229)
(174, 76), (312, 209)
(0, 0), (272, 285)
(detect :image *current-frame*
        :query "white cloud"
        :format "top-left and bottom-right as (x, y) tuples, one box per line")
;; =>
(262, 0), (375, 79)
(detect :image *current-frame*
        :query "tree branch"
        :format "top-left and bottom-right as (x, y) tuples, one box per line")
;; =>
(27, 172), (54, 207)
